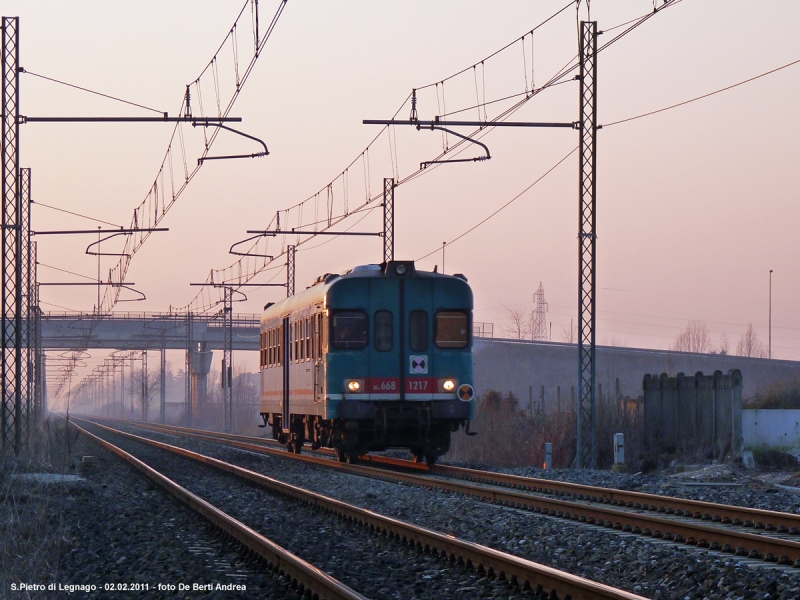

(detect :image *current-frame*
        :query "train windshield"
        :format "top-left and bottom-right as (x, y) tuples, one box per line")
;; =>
(330, 311), (368, 349)
(435, 311), (469, 348)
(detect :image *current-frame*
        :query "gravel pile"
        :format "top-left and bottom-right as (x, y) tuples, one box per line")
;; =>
(24, 431), (306, 600)
(105, 423), (800, 600)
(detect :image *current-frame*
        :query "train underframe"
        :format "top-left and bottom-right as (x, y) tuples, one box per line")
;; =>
(262, 400), (469, 466)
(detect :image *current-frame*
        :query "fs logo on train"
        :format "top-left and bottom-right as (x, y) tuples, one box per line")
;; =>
(409, 355), (428, 374)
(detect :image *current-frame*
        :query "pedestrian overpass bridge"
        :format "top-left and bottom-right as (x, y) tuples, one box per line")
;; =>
(41, 311), (260, 352)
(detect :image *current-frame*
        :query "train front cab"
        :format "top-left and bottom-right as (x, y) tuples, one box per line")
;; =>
(325, 261), (474, 464)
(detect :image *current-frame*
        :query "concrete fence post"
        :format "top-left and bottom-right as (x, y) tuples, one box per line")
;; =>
(544, 442), (552, 470)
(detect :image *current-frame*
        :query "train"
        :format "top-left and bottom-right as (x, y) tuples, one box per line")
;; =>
(258, 260), (475, 465)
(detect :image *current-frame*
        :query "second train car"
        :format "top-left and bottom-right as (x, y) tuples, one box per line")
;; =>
(258, 260), (475, 464)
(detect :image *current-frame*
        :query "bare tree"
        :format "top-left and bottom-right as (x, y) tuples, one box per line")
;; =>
(672, 320), (712, 353)
(603, 336), (627, 348)
(718, 332), (730, 355)
(132, 363), (158, 422)
(502, 304), (531, 340)
(562, 319), (577, 344)
(736, 323), (767, 358)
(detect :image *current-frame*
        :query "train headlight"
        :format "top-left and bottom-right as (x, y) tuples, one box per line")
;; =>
(395, 264), (407, 275)
(439, 378), (457, 392)
(345, 379), (364, 393)
(457, 384), (475, 402)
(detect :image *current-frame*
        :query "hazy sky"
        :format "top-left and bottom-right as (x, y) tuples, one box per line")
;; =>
(5, 0), (800, 389)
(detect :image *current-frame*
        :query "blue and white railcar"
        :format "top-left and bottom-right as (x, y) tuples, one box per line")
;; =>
(258, 260), (475, 464)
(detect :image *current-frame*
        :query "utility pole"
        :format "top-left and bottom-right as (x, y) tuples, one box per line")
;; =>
(160, 347), (166, 423)
(1, 16), (21, 453)
(185, 313), (193, 427)
(383, 178), (394, 263)
(769, 269), (773, 359)
(286, 245), (295, 297)
(140, 350), (147, 422)
(531, 282), (549, 342)
(222, 286), (233, 432)
(20, 167), (31, 442)
(576, 21), (598, 469)
(120, 358), (126, 419)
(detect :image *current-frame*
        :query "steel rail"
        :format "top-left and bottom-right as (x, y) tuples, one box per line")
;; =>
(131, 420), (800, 535)
(97, 418), (800, 566)
(424, 465), (800, 533)
(66, 419), (367, 600)
(78, 418), (646, 600)
(103, 419), (800, 532)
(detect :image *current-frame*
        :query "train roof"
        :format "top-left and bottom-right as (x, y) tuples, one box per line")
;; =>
(260, 261), (469, 325)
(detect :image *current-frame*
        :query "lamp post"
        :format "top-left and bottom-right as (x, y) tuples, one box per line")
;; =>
(769, 269), (773, 359)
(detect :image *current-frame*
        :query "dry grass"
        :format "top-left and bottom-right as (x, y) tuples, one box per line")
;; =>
(170, 400), (264, 437)
(0, 415), (81, 595)
(446, 390), (645, 470)
(745, 378), (800, 409)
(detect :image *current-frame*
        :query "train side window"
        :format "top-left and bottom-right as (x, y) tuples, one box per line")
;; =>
(306, 316), (312, 361)
(374, 310), (393, 352)
(269, 328), (274, 367)
(435, 311), (469, 348)
(321, 313), (328, 352)
(330, 310), (368, 350)
(409, 310), (429, 352)
(298, 320), (304, 361)
(300, 319), (305, 361)
(293, 321), (299, 362)
(278, 325), (283, 366)
(304, 317), (309, 360)
(303, 318), (308, 361)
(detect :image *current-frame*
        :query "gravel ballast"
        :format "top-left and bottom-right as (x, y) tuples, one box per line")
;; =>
(80, 422), (551, 600)
(103, 421), (800, 600)
(11, 430), (313, 600)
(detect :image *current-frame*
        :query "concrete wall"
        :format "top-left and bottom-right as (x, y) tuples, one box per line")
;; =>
(743, 409), (800, 449)
(473, 338), (800, 410)
(643, 371), (742, 458)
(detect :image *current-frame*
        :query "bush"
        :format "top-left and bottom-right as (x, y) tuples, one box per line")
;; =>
(746, 378), (800, 409)
(752, 447), (799, 470)
(446, 390), (645, 470)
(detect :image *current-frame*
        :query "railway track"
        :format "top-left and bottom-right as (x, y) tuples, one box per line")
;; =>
(72, 416), (646, 600)
(97, 417), (800, 568)
(67, 418), (366, 600)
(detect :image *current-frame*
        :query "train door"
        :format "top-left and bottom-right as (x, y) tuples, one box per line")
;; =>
(368, 278), (400, 398)
(281, 315), (290, 432)
(403, 277), (434, 399)
(314, 312), (325, 402)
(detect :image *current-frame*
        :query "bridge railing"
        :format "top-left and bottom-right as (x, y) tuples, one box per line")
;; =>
(42, 311), (261, 327)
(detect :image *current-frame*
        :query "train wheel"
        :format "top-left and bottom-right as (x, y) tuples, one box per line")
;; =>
(335, 446), (347, 463)
(425, 454), (438, 467)
(287, 435), (302, 454)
